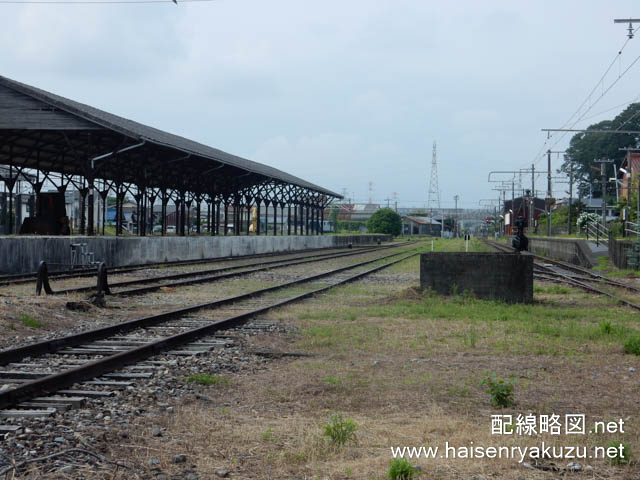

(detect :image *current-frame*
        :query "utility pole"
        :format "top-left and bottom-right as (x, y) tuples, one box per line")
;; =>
(593, 158), (615, 225)
(392, 192), (398, 213)
(568, 162), (574, 235)
(547, 149), (552, 236)
(531, 163), (535, 229)
(544, 150), (565, 237)
(614, 18), (640, 39)
(454, 194), (459, 237)
(511, 179), (515, 236)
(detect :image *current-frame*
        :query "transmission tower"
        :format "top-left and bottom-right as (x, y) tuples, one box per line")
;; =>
(427, 141), (441, 217)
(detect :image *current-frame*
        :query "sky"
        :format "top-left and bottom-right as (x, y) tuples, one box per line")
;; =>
(2, 0), (640, 209)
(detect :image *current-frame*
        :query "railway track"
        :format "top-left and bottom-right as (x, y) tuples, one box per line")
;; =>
(33, 242), (407, 297)
(0, 243), (389, 287)
(483, 239), (640, 310)
(0, 242), (423, 417)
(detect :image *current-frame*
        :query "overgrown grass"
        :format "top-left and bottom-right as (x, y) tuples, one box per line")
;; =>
(534, 284), (576, 295)
(323, 414), (357, 448)
(19, 314), (43, 329)
(186, 373), (231, 386)
(482, 373), (516, 407)
(298, 290), (639, 355)
(593, 256), (640, 277)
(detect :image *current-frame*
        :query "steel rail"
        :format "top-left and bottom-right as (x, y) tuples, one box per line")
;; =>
(0, 249), (421, 409)
(49, 243), (401, 296)
(0, 243), (422, 367)
(483, 239), (640, 293)
(0, 243), (390, 286)
(534, 263), (640, 311)
(483, 239), (640, 309)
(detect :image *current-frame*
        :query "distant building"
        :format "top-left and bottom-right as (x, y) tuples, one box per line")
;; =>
(337, 203), (380, 223)
(503, 197), (545, 235)
(401, 216), (442, 236)
(618, 152), (640, 202)
(581, 197), (617, 221)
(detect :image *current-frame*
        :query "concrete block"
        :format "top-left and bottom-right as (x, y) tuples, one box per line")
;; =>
(420, 252), (533, 303)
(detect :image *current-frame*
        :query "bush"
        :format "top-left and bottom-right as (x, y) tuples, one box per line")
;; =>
(388, 458), (416, 480)
(186, 373), (230, 386)
(623, 335), (640, 355)
(600, 321), (613, 335)
(19, 314), (43, 329)
(481, 373), (515, 407)
(576, 212), (601, 232)
(367, 208), (402, 236)
(323, 414), (357, 447)
(607, 440), (632, 465)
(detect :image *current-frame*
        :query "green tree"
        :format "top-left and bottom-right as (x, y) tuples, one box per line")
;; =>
(538, 200), (585, 228)
(560, 103), (640, 197)
(366, 208), (402, 235)
(329, 205), (339, 230)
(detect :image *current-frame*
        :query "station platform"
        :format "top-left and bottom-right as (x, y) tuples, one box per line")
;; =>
(0, 234), (392, 274)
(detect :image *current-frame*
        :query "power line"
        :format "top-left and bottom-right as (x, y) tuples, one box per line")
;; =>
(546, 48), (640, 153)
(524, 24), (640, 169)
(0, 0), (214, 3)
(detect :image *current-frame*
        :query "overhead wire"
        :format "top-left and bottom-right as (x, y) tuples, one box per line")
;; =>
(524, 25), (640, 169)
(0, 0), (214, 3)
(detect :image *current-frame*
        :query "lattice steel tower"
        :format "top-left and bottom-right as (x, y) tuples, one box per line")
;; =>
(427, 141), (441, 216)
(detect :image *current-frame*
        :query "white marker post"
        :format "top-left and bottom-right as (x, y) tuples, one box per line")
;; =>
(465, 233), (470, 252)
(431, 239), (434, 251)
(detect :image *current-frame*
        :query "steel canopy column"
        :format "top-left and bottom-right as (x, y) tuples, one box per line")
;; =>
(287, 204), (291, 235)
(174, 197), (181, 235)
(246, 204), (251, 235)
(196, 199), (201, 234)
(116, 185), (125, 236)
(256, 200), (261, 235)
(224, 202), (229, 236)
(215, 201), (220, 236)
(79, 183), (87, 235)
(273, 202), (277, 235)
(185, 197), (192, 235)
(6, 163), (14, 234)
(280, 204), (285, 235)
(234, 202), (240, 235)
(161, 190), (168, 236)
(180, 195), (186, 236)
(87, 178), (95, 236)
(100, 188), (108, 235)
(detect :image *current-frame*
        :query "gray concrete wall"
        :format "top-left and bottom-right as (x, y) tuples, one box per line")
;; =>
(420, 252), (533, 303)
(609, 236), (633, 270)
(0, 234), (392, 274)
(528, 237), (595, 268)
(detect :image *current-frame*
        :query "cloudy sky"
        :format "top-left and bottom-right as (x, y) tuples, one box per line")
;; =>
(2, 0), (639, 208)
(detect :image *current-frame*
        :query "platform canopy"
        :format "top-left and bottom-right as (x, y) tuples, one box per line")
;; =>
(0, 75), (341, 235)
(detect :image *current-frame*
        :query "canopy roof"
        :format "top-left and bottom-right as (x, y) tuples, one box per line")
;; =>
(0, 75), (340, 202)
